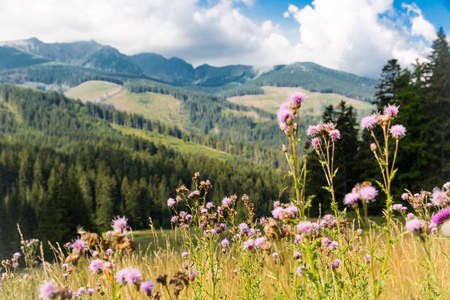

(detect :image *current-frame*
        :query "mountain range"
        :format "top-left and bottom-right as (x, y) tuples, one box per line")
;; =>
(0, 38), (378, 100)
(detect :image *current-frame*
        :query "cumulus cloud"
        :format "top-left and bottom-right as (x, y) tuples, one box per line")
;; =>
(0, 0), (438, 77)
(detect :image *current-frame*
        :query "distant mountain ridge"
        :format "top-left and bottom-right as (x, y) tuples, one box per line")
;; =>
(0, 38), (378, 100)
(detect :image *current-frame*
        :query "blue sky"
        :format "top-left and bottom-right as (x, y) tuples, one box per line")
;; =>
(0, 0), (448, 78)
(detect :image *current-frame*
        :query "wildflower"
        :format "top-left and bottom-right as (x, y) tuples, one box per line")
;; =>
(332, 259), (341, 269)
(360, 185), (378, 202)
(405, 219), (424, 234)
(344, 192), (360, 206)
(126, 268), (142, 286)
(370, 143), (377, 151)
(206, 202), (214, 209)
(322, 237), (330, 246)
(361, 115), (377, 130)
(285, 204), (299, 218)
(364, 254), (371, 263)
(312, 137), (322, 149)
(328, 241), (339, 250)
(92, 251), (99, 257)
(294, 234), (302, 244)
(89, 259), (104, 274)
(71, 238), (87, 254)
(112, 216), (128, 233)
(277, 105), (293, 126)
(188, 190), (200, 199)
(401, 193), (409, 200)
(444, 182), (450, 190)
(200, 208), (208, 214)
(13, 252), (20, 259)
(171, 216), (178, 223)
(141, 281), (155, 296)
(247, 228), (256, 237)
(239, 223), (249, 232)
(254, 236), (266, 248)
(167, 198), (176, 207)
(319, 220), (328, 227)
(115, 269), (128, 284)
(185, 214), (193, 221)
(106, 249), (113, 256)
(297, 267), (304, 277)
(389, 124), (406, 139)
(297, 221), (313, 236)
(282, 144), (287, 152)
(243, 239), (255, 251)
(407, 213), (414, 219)
(329, 129), (341, 142)
(431, 188), (448, 206)
(221, 239), (229, 247)
(78, 288), (85, 296)
(393, 204), (403, 211)
(62, 263), (68, 270)
(176, 195), (182, 202)
(271, 207), (284, 219)
(291, 91), (305, 107)
(307, 125), (319, 137)
(181, 252), (188, 259)
(294, 251), (302, 259)
(88, 288), (94, 296)
(72, 292), (79, 298)
(431, 208), (450, 226)
(39, 280), (57, 299)
(272, 252), (280, 264)
(222, 197), (232, 206)
(384, 104), (399, 118)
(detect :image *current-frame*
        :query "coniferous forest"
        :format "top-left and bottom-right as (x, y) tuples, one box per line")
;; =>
(0, 28), (448, 261)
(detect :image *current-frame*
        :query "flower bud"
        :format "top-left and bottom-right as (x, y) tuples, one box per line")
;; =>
(282, 145), (287, 153)
(370, 143), (377, 152)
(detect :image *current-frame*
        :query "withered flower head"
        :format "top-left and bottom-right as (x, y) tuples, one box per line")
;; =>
(156, 274), (168, 286)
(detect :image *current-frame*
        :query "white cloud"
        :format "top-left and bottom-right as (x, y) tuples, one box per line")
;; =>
(0, 0), (438, 77)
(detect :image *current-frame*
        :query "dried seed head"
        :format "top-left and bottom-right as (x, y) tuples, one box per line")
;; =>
(156, 274), (168, 286)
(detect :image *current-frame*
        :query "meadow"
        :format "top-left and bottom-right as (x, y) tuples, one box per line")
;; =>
(1, 91), (449, 300)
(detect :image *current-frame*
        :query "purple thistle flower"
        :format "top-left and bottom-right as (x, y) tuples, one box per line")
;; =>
(200, 208), (208, 214)
(285, 205), (299, 218)
(140, 281), (155, 296)
(291, 91), (305, 107)
(185, 214), (193, 221)
(239, 223), (249, 232)
(106, 248), (113, 256)
(322, 237), (330, 246)
(71, 238), (87, 254)
(297, 221), (313, 235)
(72, 292), (79, 299)
(384, 104), (399, 118)
(243, 239), (255, 251)
(332, 259), (341, 269)
(311, 137), (322, 149)
(222, 197), (232, 206)
(297, 266), (304, 276)
(254, 236), (266, 248)
(294, 234), (302, 244)
(188, 190), (200, 199)
(405, 219), (424, 233)
(294, 251), (302, 259)
(13, 252), (21, 259)
(319, 220), (328, 227)
(78, 287), (85, 296)
(307, 125), (319, 137)
(277, 106), (294, 126)
(247, 228), (256, 237)
(62, 263), (68, 270)
(328, 241), (339, 250)
(89, 259), (104, 274)
(181, 252), (188, 258)
(360, 185), (378, 202)
(361, 115), (377, 130)
(126, 268), (142, 285)
(171, 216), (178, 223)
(444, 182), (450, 190)
(364, 254), (371, 262)
(167, 198), (176, 207)
(221, 239), (230, 247)
(39, 281), (57, 299)
(407, 213), (414, 219)
(93, 251), (99, 257)
(206, 202), (214, 209)
(401, 193), (409, 200)
(88, 288), (95, 296)
(329, 129), (341, 142)
(112, 216), (128, 233)
(344, 192), (360, 206)
(431, 208), (450, 226)
(393, 204), (403, 211)
(271, 207), (284, 219)
(389, 124), (406, 139)
(431, 188), (448, 206)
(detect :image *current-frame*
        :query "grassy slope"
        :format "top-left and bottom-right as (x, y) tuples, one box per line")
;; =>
(111, 124), (248, 163)
(227, 86), (375, 119)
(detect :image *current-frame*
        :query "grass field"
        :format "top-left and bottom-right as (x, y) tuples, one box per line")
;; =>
(227, 86), (375, 119)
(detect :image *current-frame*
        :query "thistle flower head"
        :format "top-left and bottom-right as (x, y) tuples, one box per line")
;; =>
(312, 137), (322, 149)
(431, 188), (449, 207)
(140, 281), (155, 296)
(71, 238), (87, 254)
(431, 208), (450, 226)
(384, 104), (399, 118)
(401, 193), (409, 200)
(361, 115), (377, 130)
(389, 124), (406, 139)
(39, 280), (57, 299)
(360, 185), (378, 202)
(221, 239), (229, 247)
(329, 129), (341, 142)
(167, 198), (176, 207)
(89, 259), (104, 274)
(296, 221), (313, 235)
(112, 216), (128, 233)
(405, 218), (424, 234)
(344, 192), (360, 206)
(222, 197), (231, 206)
(291, 91), (305, 107)
(307, 125), (319, 137)
(243, 239), (255, 251)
